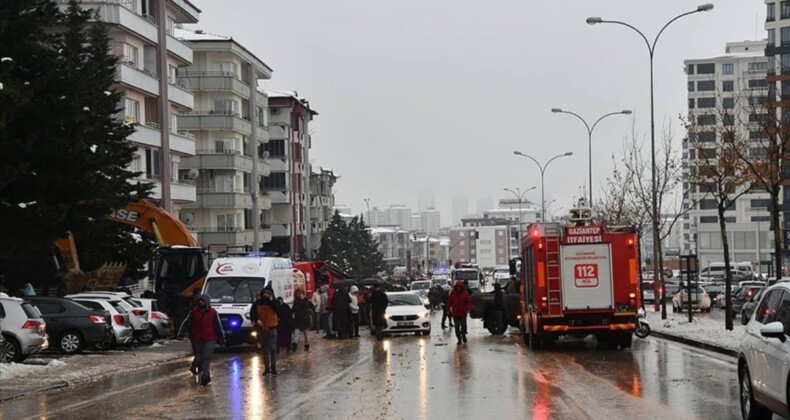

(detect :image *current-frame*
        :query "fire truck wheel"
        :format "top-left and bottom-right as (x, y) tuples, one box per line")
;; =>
(618, 333), (633, 349)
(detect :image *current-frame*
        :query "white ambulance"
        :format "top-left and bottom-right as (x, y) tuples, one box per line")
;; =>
(201, 253), (297, 346)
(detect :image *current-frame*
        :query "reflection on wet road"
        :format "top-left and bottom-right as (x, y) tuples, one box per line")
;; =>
(2, 314), (748, 420)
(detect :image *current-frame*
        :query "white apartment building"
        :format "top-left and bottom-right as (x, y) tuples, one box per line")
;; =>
(370, 227), (410, 267)
(176, 29), (274, 251)
(683, 40), (773, 270)
(368, 207), (388, 227)
(386, 205), (412, 230)
(411, 214), (422, 232)
(63, 0), (201, 215)
(420, 208), (441, 234)
(448, 226), (509, 269)
(309, 168), (338, 258)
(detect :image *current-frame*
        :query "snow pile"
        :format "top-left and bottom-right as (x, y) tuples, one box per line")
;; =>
(0, 359), (67, 380)
(648, 311), (745, 351)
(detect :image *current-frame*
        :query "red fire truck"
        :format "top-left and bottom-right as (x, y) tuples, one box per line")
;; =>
(520, 222), (640, 349)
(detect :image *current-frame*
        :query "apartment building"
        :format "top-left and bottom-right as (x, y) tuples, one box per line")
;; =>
(308, 167), (338, 258)
(448, 226), (509, 269)
(370, 227), (410, 267)
(683, 40), (773, 270)
(175, 29), (274, 251)
(63, 0), (201, 214)
(386, 205), (412, 230)
(420, 208), (441, 234)
(264, 92), (317, 257)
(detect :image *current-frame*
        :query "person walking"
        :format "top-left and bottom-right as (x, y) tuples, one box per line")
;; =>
(251, 286), (279, 375)
(316, 285), (333, 338)
(349, 286), (360, 338)
(311, 285), (322, 331)
(275, 296), (293, 352)
(441, 285), (454, 329)
(448, 280), (472, 345)
(178, 294), (225, 386)
(291, 287), (311, 351)
(331, 285), (352, 339)
(369, 284), (389, 340)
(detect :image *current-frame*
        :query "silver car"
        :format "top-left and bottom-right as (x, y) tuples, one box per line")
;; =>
(66, 293), (154, 344)
(132, 298), (171, 339)
(0, 292), (48, 363)
(69, 298), (134, 348)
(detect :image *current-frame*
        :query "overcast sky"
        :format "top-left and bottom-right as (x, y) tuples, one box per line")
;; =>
(193, 0), (764, 224)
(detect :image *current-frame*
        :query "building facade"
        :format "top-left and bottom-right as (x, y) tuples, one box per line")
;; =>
(385, 205), (412, 230)
(448, 226), (509, 269)
(683, 40), (773, 271)
(176, 29), (274, 251)
(308, 168), (337, 258)
(420, 208), (441, 234)
(452, 196), (469, 226)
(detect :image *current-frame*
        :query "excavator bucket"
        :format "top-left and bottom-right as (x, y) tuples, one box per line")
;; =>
(66, 262), (127, 294)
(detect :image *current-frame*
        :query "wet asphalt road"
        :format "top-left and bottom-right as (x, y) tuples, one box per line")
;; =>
(2, 313), (753, 420)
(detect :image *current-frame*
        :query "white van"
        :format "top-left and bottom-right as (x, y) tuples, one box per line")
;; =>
(201, 254), (297, 346)
(699, 262), (753, 282)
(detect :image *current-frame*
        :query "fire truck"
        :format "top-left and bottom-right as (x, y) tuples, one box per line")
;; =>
(519, 204), (640, 349)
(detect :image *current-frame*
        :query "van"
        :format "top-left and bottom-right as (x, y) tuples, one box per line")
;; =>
(699, 262), (753, 281)
(201, 254), (298, 346)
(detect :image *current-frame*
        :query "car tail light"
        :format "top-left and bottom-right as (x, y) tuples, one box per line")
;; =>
(22, 320), (42, 329)
(132, 309), (147, 317)
(151, 312), (167, 320)
(113, 315), (124, 325)
(89, 315), (107, 324)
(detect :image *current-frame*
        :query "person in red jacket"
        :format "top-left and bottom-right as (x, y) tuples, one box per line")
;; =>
(447, 280), (472, 344)
(178, 294), (225, 386)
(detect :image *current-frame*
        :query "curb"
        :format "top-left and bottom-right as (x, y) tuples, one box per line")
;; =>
(0, 352), (189, 403)
(651, 330), (738, 358)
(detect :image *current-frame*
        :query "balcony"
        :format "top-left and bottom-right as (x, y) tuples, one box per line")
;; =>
(69, 1), (158, 43)
(272, 224), (292, 238)
(168, 82), (194, 109)
(195, 188), (253, 208)
(268, 158), (289, 173)
(195, 228), (254, 248)
(263, 189), (290, 204)
(258, 160), (271, 177)
(178, 111), (252, 134)
(146, 177), (196, 203)
(170, 0), (201, 24)
(167, 34), (193, 64)
(184, 151), (253, 172)
(258, 193), (272, 210)
(117, 63), (158, 96)
(178, 72), (250, 97)
(169, 130), (196, 156)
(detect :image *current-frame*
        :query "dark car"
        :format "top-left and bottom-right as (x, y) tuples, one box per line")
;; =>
(740, 288), (765, 325)
(731, 286), (765, 318)
(703, 284), (726, 306)
(26, 297), (112, 354)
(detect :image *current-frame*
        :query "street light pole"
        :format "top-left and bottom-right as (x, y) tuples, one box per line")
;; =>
(504, 186), (536, 252)
(587, 3), (713, 320)
(513, 151), (573, 222)
(551, 108), (631, 204)
(363, 198), (371, 227)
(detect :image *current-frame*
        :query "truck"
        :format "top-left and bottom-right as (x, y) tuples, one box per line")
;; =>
(452, 264), (483, 292)
(519, 222), (640, 349)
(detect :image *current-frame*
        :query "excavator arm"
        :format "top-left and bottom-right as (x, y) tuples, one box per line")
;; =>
(106, 199), (198, 247)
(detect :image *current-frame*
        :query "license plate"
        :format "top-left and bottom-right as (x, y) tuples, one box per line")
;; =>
(397, 321), (413, 326)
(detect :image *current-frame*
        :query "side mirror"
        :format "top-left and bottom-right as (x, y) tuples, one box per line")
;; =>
(760, 321), (787, 342)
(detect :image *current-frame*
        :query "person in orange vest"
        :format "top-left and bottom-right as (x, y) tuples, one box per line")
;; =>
(251, 286), (279, 375)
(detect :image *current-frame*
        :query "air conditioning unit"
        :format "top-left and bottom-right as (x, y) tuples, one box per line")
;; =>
(270, 108), (280, 115)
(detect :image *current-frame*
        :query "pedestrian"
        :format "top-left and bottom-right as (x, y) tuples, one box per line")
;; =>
(178, 294), (225, 386)
(369, 284), (389, 340)
(349, 286), (360, 338)
(251, 286), (279, 375)
(317, 285), (333, 338)
(332, 285), (352, 339)
(448, 280), (472, 345)
(484, 283), (505, 330)
(441, 285), (454, 329)
(291, 287), (311, 351)
(311, 285), (322, 331)
(187, 288), (203, 372)
(275, 296), (293, 352)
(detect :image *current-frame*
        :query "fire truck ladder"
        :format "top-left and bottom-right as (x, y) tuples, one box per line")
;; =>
(543, 224), (562, 316)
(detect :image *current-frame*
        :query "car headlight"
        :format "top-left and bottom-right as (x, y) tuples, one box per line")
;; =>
(244, 312), (251, 320)
(423, 311), (430, 318)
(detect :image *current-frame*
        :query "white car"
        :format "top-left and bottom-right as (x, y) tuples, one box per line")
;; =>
(0, 293), (48, 362)
(132, 298), (171, 339)
(671, 286), (712, 313)
(738, 282), (790, 419)
(66, 293), (154, 344)
(69, 297), (134, 348)
(383, 292), (431, 336)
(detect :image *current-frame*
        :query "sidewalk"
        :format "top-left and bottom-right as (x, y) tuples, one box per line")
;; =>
(646, 311), (744, 357)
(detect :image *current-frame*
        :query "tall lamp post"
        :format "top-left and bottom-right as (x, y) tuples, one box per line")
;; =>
(504, 186), (536, 252)
(363, 198), (371, 226)
(513, 151), (573, 222)
(551, 108), (631, 204)
(587, 3), (713, 320)
(550, 206), (565, 221)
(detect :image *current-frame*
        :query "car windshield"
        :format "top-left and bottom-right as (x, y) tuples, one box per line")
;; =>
(454, 271), (478, 281)
(411, 282), (430, 290)
(205, 277), (266, 304)
(123, 297), (142, 308)
(432, 280), (446, 287)
(387, 294), (422, 306)
(110, 301), (127, 313)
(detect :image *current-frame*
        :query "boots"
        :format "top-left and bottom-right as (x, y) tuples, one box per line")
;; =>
(305, 344), (310, 352)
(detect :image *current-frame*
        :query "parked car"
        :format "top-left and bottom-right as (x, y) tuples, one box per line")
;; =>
(732, 286), (766, 318)
(66, 293), (154, 344)
(672, 286), (712, 313)
(738, 282), (790, 419)
(26, 297), (111, 354)
(68, 297), (133, 348)
(0, 293), (48, 362)
(381, 292), (431, 336)
(131, 297), (171, 339)
(704, 284), (726, 307)
(740, 288), (766, 326)
(642, 281), (656, 302)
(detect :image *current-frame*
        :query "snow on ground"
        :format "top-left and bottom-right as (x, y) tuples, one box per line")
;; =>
(0, 359), (67, 380)
(648, 311), (745, 351)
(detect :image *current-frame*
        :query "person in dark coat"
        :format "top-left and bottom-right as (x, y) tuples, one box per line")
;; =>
(178, 294), (225, 386)
(441, 285), (454, 329)
(369, 284), (389, 340)
(484, 283), (505, 330)
(331, 285), (352, 339)
(275, 297), (293, 352)
(291, 287), (311, 351)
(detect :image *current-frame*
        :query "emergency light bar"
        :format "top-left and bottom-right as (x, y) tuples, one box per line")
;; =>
(219, 251), (281, 258)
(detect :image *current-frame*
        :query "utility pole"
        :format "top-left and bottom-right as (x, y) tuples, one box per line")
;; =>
(364, 198), (371, 226)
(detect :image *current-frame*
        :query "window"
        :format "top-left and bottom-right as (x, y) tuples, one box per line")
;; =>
(699, 232), (722, 249)
(688, 81), (695, 92)
(214, 62), (238, 77)
(170, 113), (177, 133)
(687, 64), (695, 75)
(756, 289), (783, 324)
(255, 106), (266, 127)
(145, 148), (161, 178)
(723, 98), (735, 109)
(216, 214), (241, 231)
(697, 131), (716, 142)
(32, 301), (65, 314)
(750, 113), (770, 123)
(768, 2), (776, 21)
(722, 80), (734, 92)
(265, 139), (286, 157)
(166, 16), (176, 35)
(688, 98), (695, 109)
(213, 99), (239, 115)
(699, 199), (717, 210)
(697, 97), (716, 108)
(123, 98), (140, 123)
(122, 43), (138, 67)
(776, 293), (790, 336)
(168, 65), (177, 84)
(699, 216), (718, 224)
(214, 139), (236, 153)
(697, 63), (715, 74)
(783, 1), (790, 19)
(751, 130), (767, 140)
(722, 63), (734, 75)
(722, 113), (734, 126)
(748, 79), (768, 89)
(769, 29), (776, 46)
(782, 54), (790, 73)
(697, 80), (715, 91)
(751, 199), (771, 209)
(734, 231), (757, 249)
(749, 62), (769, 72)
(262, 172), (287, 189)
(697, 114), (716, 126)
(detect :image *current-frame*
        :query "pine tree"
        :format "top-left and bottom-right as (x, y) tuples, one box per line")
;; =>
(319, 212), (353, 274)
(0, 0), (152, 292)
(318, 213), (383, 278)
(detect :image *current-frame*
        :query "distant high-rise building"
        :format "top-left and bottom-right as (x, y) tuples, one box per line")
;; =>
(420, 208), (441, 234)
(368, 206), (387, 227)
(386, 205), (412, 230)
(411, 214), (422, 231)
(476, 196), (494, 214)
(418, 191), (435, 212)
(452, 196), (469, 226)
